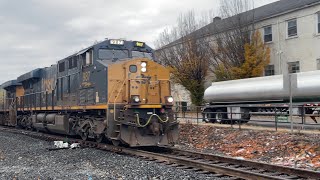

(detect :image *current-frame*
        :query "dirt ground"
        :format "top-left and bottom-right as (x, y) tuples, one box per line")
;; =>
(177, 123), (320, 171)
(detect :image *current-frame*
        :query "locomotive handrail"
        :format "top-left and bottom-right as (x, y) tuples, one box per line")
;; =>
(105, 79), (124, 125)
(113, 78), (128, 122)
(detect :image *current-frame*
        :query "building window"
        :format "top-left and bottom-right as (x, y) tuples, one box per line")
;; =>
(264, 26), (272, 42)
(287, 19), (297, 37)
(288, 61), (300, 73)
(265, 65), (274, 76)
(318, 13), (320, 34)
(317, 59), (320, 70)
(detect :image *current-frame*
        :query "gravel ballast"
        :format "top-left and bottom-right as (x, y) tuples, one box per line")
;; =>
(178, 123), (320, 171)
(0, 131), (214, 180)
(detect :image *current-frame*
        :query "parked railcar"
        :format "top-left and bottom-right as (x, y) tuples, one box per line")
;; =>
(202, 71), (320, 124)
(0, 39), (179, 147)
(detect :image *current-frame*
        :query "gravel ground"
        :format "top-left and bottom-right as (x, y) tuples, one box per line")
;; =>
(0, 131), (215, 180)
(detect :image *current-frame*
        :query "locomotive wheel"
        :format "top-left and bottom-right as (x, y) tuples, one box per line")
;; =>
(95, 134), (104, 143)
(80, 131), (89, 141)
(112, 139), (120, 146)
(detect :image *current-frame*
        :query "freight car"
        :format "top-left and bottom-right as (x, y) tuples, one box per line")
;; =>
(0, 39), (179, 147)
(202, 71), (320, 124)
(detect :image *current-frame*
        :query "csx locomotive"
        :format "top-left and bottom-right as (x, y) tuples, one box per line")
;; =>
(0, 39), (179, 147)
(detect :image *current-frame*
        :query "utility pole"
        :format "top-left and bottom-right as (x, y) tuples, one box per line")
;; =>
(284, 62), (295, 133)
(289, 73), (293, 133)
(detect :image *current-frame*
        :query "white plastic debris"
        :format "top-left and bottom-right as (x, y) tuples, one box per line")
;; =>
(53, 141), (80, 150)
(70, 143), (80, 149)
(236, 148), (245, 154)
(235, 157), (245, 160)
(63, 142), (69, 148)
(54, 141), (69, 148)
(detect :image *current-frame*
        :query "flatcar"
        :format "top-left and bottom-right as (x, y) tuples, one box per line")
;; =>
(0, 39), (179, 147)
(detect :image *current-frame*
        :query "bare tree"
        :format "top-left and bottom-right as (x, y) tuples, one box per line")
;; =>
(208, 0), (256, 81)
(155, 11), (213, 106)
(155, 0), (270, 104)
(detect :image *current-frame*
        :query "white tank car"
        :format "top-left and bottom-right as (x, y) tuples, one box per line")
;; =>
(204, 70), (320, 104)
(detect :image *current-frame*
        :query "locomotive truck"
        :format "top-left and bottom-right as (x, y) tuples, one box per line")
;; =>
(202, 71), (320, 124)
(0, 39), (179, 147)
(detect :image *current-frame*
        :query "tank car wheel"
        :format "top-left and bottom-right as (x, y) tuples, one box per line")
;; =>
(215, 109), (228, 124)
(203, 109), (215, 123)
(80, 131), (89, 141)
(238, 109), (251, 124)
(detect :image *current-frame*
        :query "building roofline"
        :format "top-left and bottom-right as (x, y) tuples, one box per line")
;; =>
(157, 0), (320, 51)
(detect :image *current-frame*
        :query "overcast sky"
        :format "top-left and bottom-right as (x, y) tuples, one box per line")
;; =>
(0, 0), (277, 84)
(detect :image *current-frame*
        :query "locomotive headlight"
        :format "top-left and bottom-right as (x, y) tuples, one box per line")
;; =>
(141, 62), (147, 72)
(132, 95), (140, 103)
(141, 62), (147, 67)
(166, 96), (174, 103)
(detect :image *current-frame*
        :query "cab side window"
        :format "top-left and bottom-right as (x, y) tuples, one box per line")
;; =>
(85, 50), (93, 65)
(59, 62), (65, 72)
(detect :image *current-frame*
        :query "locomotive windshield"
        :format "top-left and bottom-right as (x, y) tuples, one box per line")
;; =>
(98, 49), (129, 60)
(132, 51), (153, 59)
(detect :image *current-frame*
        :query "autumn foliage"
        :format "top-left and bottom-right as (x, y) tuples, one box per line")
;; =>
(214, 30), (270, 80)
(232, 31), (271, 79)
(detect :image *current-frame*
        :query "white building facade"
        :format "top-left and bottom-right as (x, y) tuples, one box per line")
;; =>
(257, 3), (320, 75)
(161, 0), (320, 105)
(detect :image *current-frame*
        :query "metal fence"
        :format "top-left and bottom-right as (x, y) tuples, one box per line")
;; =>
(173, 104), (320, 131)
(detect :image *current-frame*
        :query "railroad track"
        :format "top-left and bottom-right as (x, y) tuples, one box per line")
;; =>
(0, 126), (319, 179)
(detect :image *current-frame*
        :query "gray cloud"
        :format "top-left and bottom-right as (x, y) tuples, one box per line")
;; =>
(0, 0), (276, 84)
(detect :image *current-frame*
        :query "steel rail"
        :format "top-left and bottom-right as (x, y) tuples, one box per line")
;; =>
(166, 147), (320, 179)
(123, 149), (288, 180)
